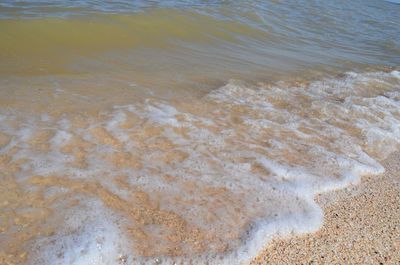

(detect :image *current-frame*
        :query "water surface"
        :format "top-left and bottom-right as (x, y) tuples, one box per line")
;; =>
(0, 1), (399, 264)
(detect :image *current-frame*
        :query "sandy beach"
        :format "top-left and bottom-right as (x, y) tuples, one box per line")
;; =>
(1, 1), (399, 264)
(251, 152), (400, 265)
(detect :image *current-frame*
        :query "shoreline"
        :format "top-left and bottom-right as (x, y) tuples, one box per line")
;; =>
(251, 152), (400, 264)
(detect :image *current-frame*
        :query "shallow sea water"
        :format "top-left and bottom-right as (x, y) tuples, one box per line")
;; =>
(0, 1), (399, 264)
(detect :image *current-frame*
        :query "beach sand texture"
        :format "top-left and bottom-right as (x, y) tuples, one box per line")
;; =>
(1, 1), (400, 264)
(252, 152), (400, 265)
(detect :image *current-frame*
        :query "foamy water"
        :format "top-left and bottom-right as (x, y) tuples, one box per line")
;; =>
(1, 70), (399, 264)
(1, 0), (400, 264)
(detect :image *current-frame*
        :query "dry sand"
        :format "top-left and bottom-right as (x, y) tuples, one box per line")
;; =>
(251, 152), (400, 265)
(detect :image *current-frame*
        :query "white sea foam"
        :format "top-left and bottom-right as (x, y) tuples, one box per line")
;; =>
(29, 200), (132, 265)
(0, 70), (399, 264)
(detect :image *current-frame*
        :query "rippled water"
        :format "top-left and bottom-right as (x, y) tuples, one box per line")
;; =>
(0, 1), (399, 265)
(1, 1), (399, 87)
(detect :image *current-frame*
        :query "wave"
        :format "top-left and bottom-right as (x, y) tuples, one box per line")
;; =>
(0, 10), (267, 76)
(1, 2), (399, 78)
(0, 69), (399, 264)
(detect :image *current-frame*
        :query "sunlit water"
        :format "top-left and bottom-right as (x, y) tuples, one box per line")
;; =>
(0, 1), (399, 264)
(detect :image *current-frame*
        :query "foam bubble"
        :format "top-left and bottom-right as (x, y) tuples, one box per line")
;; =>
(1, 70), (399, 264)
(29, 201), (132, 265)
(391, 70), (400, 79)
(50, 130), (72, 149)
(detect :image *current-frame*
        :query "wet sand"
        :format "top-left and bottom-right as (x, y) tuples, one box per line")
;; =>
(251, 152), (400, 265)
